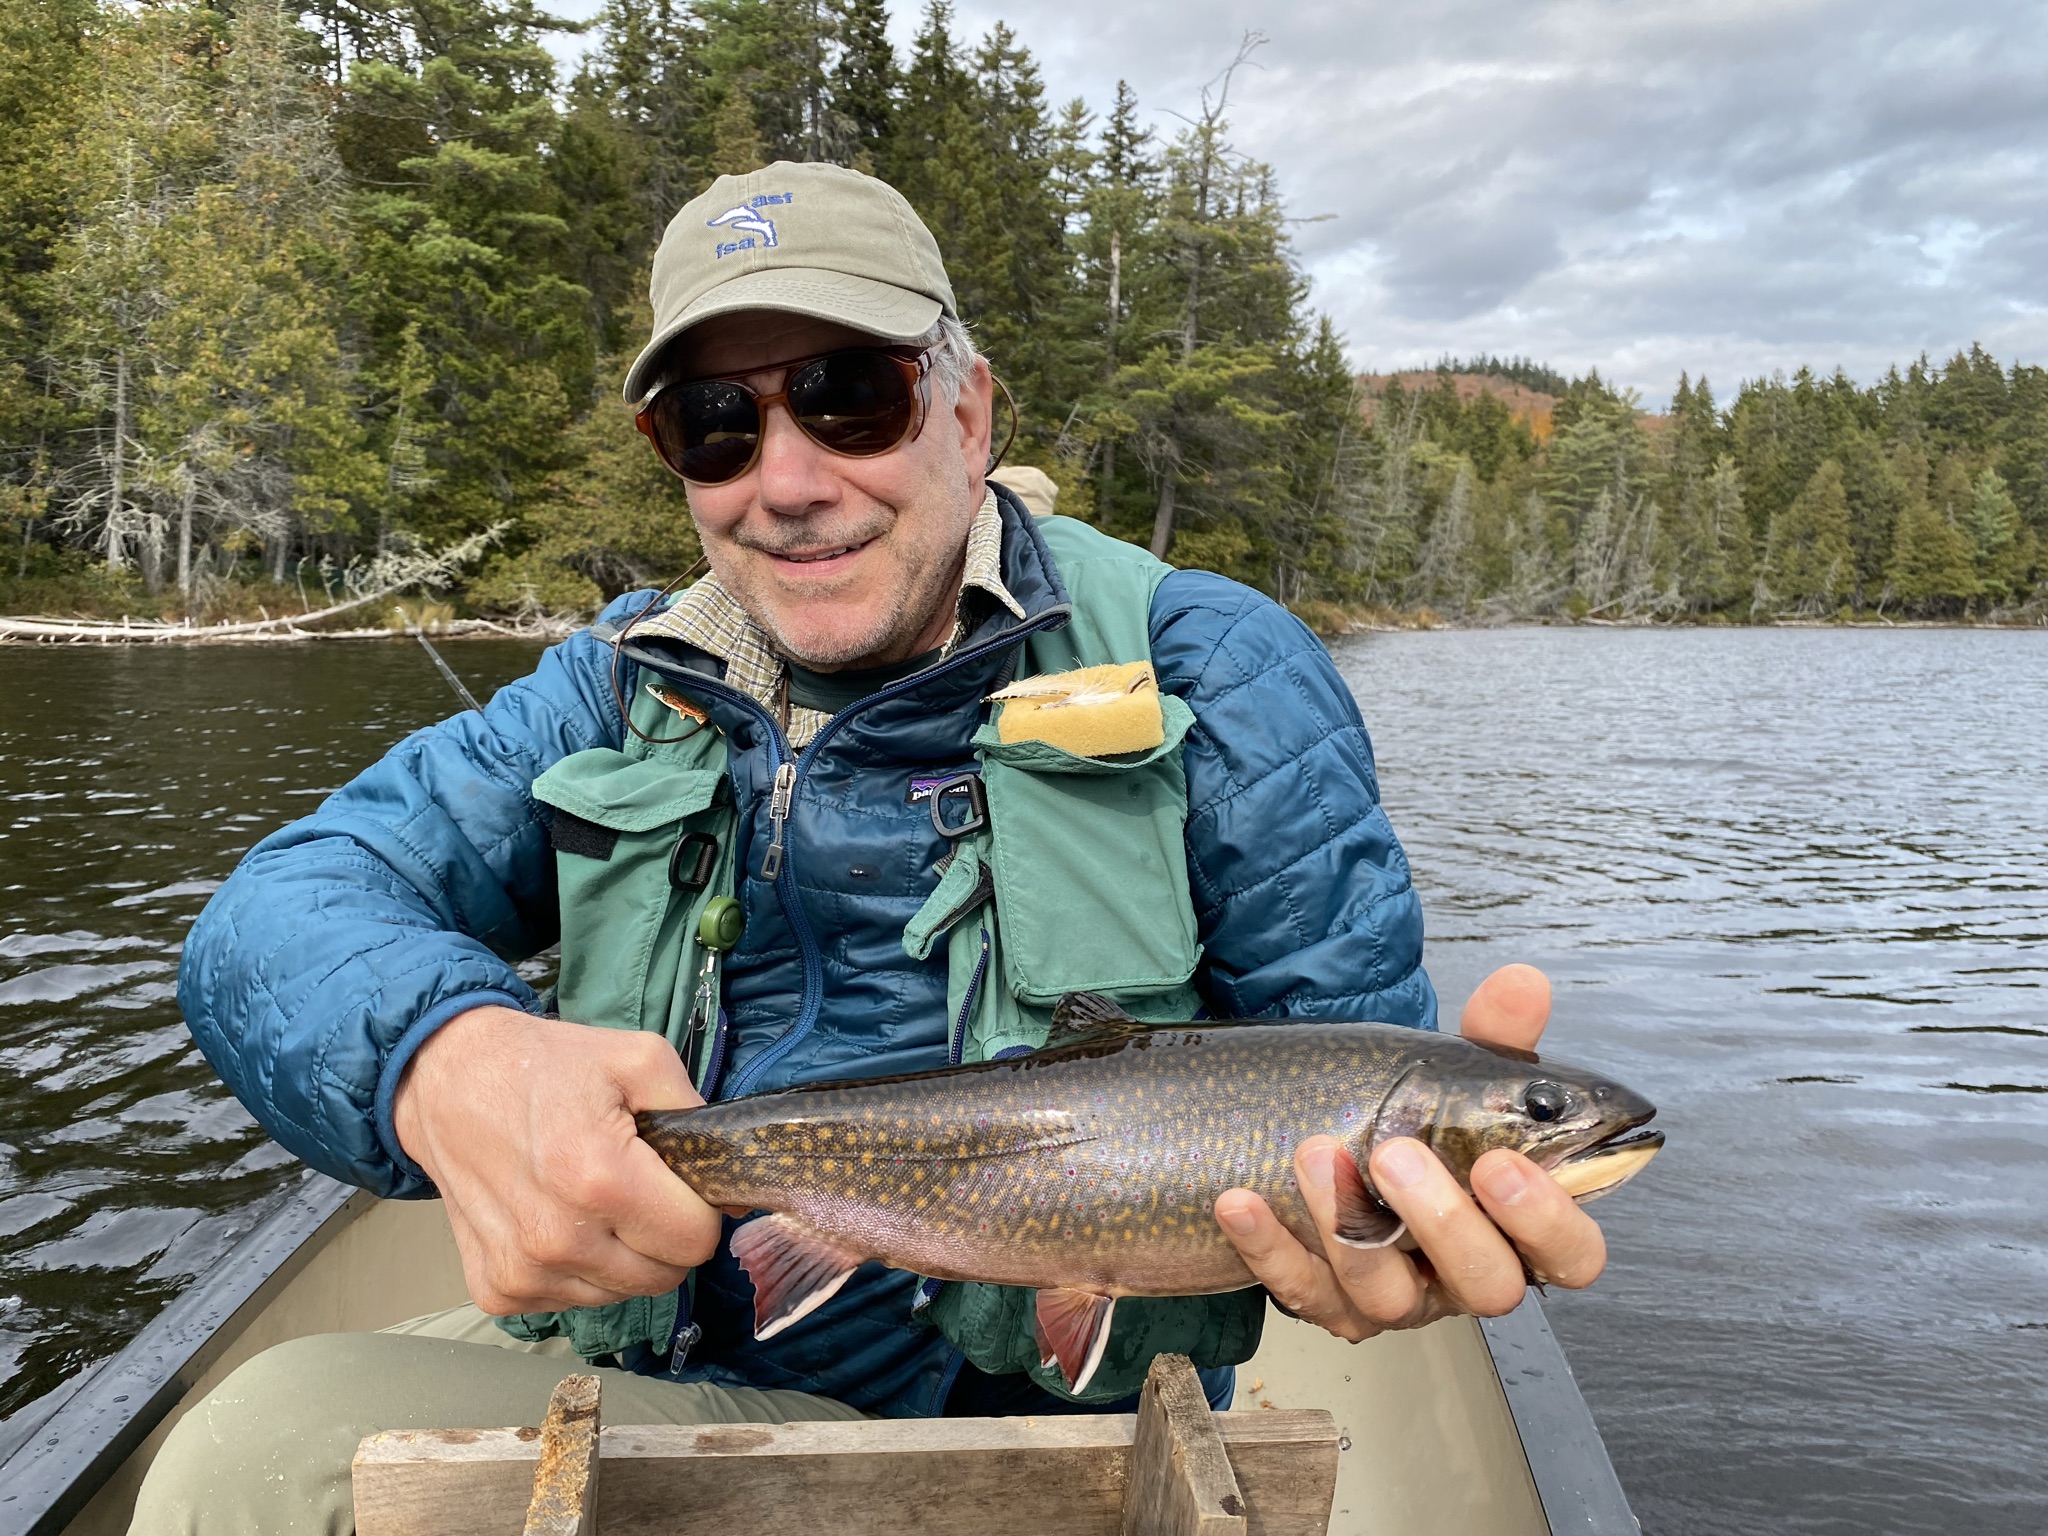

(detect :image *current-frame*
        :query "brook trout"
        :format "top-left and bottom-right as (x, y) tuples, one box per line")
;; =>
(638, 993), (1662, 1393)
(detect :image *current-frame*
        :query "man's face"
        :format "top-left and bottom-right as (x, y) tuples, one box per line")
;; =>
(663, 312), (995, 671)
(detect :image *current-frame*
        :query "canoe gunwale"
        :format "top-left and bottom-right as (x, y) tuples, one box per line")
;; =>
(0, 1174), (366, 1536)
(1, 1179), (1641, 1536)
(1481, 1298), (1639, 1534)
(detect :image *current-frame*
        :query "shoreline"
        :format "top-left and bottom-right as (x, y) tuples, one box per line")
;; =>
(4, 609), (2043, 646)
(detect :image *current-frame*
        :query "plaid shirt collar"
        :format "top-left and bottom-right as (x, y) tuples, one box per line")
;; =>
(633, 489), (1023, 747)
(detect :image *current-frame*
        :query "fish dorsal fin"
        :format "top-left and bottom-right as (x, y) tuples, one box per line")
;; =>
(1047, 991), (1149, 1047)
(1470, 1038), (1542, 1065)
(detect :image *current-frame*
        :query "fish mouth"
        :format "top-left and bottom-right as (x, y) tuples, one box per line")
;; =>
(1550, 1127), (1664, 1203)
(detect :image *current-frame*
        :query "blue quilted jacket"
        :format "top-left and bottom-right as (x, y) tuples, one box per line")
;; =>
(180, 490), (1437, 1417)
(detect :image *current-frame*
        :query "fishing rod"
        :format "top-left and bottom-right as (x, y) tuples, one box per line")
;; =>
(396, 606), (484, 714)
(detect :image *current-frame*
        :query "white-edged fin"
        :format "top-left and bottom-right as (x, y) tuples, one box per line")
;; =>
(1332, 1144), (1406, 1248)
(729, 1214), (864, 1340)
(1034, 1288), (1117, 1395)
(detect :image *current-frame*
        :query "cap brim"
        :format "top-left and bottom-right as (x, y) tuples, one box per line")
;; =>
(623, 268), (946, 402)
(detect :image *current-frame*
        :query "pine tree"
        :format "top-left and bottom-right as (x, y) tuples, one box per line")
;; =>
(1702, 454), (1754, 611)
(1967, 466), (2021, 603)
(578, 0), (708, 237)
(834, 0), (895, 167)
(1761, 459), (1854, 613)
(1887, 478), (1979, 615)
(1410, 457), (1478, 612)
(1080, 79), (1155, 513)
(340, 0), (603, 550)
(0, 0), (99, 512)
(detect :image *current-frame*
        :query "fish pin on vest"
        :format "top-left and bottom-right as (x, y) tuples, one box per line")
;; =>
(637, 993), (1662, 1394)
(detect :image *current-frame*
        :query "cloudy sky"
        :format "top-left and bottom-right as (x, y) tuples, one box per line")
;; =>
(556, 1), (2048, 403)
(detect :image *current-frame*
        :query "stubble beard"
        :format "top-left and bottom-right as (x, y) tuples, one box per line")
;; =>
(723, 525), (967, 671)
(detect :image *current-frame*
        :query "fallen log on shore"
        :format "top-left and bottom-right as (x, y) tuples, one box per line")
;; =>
(0, 613), (580, 644)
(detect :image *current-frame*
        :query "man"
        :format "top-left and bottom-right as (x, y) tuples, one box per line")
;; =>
(141, 162), (1606, 1532)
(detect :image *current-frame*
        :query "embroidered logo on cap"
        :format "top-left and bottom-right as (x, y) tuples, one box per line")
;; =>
(707, 192), (794, 259)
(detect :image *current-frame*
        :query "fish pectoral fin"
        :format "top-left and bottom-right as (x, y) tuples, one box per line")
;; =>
(729, 1214), (864, 1341)
(1034, 1288), (1117, 1395)
(1047, 992), (1150, 1047)
(1330, 1144), (1406, 1248)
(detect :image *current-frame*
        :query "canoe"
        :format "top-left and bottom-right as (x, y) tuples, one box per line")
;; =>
(0, 1175), (1638, 1535)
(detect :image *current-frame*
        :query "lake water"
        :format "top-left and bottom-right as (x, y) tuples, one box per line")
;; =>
(1, 626), (2043, 1533)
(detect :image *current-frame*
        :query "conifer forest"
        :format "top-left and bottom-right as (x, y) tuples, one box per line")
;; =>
(2, 0), (2044, 625)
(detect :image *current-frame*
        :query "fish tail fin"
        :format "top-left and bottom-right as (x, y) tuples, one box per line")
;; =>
(1035, 1288), (1117, 1395)
(730, 1214), (864, 1340)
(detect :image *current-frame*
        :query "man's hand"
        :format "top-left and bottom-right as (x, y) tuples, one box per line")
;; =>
(393, 1006), (724, 1315)
(1212, 964), (1608, 1341)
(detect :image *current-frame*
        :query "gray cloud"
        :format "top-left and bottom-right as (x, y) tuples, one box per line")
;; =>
(941, 0), (2048, 401)
(545, 0), (2048, 400)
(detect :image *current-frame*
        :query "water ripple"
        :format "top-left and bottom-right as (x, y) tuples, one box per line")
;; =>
(1338, 626), (2048, 1536)
(0, 638), (545, 1421)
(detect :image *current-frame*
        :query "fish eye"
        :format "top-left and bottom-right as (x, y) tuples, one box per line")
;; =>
(1523, 1082), (1573, 1123)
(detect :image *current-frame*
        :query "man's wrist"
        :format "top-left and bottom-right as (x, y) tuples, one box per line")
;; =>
(374, 990), (531, 1186)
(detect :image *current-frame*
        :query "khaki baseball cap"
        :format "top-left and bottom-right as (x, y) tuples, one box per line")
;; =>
(624, 161), (958, 403)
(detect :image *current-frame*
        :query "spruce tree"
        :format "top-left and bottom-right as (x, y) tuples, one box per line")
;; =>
(0, 0), (99, 507)
(1762, 458), (1854, 613)
(1703, 454), (1754, 611)
(1887, 481), (1979, 614)
(834, 0), (895, 167)
(1967, 466), (2021, 602)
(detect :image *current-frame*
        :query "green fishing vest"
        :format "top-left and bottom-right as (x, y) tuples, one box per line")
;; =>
(505, 516), (1265, 1401)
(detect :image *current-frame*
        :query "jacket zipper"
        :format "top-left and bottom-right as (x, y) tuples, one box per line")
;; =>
(624, 604), (1072, 1102)
(759, 763), (796, 879)
(700, 1007), (732, 1100)
(948, 927), (991, 1067)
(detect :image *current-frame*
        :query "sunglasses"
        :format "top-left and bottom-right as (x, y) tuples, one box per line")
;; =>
(636, 346), (933, 486)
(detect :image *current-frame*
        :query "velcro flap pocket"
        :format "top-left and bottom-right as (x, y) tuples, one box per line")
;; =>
(532, 748), (728, 1038)
(970, 696), (1201, 1007)
(533, 749), (725, 832)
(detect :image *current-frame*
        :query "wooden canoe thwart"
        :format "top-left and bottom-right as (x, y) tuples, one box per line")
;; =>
(353, 1357), (1340, 1536)
(522, 1374), (600, 1536)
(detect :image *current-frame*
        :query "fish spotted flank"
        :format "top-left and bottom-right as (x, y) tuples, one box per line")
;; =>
(638, 995), (1662, 1392)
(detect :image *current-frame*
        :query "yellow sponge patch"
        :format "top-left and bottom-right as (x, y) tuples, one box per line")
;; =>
(989, 661), (1166, 756)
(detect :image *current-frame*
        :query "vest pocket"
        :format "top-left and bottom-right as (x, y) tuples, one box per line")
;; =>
(971, 695), (1202, 1009)
(532, 748), (729, 1044)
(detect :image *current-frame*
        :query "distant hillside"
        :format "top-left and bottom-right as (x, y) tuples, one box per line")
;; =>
(1358, 371), (1561, 439)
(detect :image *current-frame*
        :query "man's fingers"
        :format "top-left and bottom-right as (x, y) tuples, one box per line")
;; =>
(1471, 1150), (1608, 1289)
(1213, 1188), (1376, 1342)
(609, 1138), (727, 1270)
(1293, 1139), (1432, 1328)
(611, 1033), (706, 1115)
(1368, 1138), (1529, 1318)
(469, 1268), (637, 1316)
(1458, 963), (1552, 1052)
